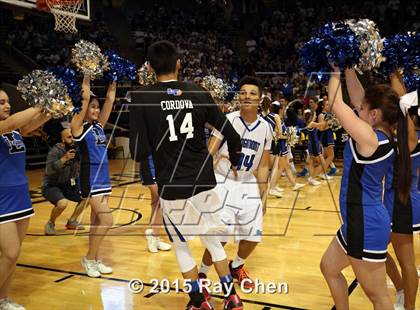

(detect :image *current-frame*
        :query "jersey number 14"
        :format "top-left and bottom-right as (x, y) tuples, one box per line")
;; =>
(166, 113), (194, 142)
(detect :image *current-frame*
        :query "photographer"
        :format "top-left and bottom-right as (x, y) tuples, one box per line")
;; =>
(43, 128), (86, 235)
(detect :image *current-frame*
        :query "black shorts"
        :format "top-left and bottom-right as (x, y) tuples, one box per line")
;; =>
(43, 183), (82, 205)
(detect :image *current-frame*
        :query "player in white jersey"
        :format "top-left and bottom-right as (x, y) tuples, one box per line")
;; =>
(200, 76), (272, 289)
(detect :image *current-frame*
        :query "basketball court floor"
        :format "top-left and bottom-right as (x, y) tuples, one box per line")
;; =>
(12, 159), (420, 309)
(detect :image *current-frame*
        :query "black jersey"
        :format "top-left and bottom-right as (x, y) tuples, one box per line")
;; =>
(129, 81), (241, 200)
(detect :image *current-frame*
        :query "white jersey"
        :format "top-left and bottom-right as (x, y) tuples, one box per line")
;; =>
(212, 111), (272, 181)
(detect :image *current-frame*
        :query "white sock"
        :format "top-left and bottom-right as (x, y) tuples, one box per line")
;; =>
(199, 262), (211, 275)
(330, 163), (336, 169)
(231, 256), (245, 269)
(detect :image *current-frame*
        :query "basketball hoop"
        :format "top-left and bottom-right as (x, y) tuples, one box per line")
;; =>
(43, 0), (82, 33)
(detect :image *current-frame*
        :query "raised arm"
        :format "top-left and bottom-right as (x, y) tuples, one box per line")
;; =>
(98, 81), (117, 126)
(274, 114), (285, 139)
(316, 113), (329, 131)
(390, 71), (418, 152)
(329, 67), (378, 157)
(71, 75), (91, 137)
(0, 107), (43, 135)
(344, 68), (365, 110)
(389, 71), (406, 97)
(20, 112), (51, 136)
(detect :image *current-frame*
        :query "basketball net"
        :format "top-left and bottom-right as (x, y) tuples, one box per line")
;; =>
(43, 0), (82, 33)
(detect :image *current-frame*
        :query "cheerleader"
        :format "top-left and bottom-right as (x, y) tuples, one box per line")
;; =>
(71, 77), (116, 278)
(318, 95), (338, 175)
(260, 97), (283, 197)
(261, 98), (305, 193)
(320, 66), (411, 309)
(379, 71), (418, 310)
(303, 109), (332, 186)
(0, 89), (50, 310)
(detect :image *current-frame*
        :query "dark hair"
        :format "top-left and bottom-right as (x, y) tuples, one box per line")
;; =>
(309, 96), (318, 104)
(271, 104), (280, 114)
(408, 106), (419, 128)
(364, 84), (411, 204)
(238, 76), (263, 97)
(147, 40), (179, 76)
(316, 101), (324, 116)
(285, 108), (298, 127)
(261, 96), (271, 112)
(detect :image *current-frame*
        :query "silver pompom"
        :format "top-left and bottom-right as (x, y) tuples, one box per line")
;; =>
(228, 92), (240, 112)
(286, 126), (300, 147)
(345, 19), (385, 71)
(17, 70), (73, 119)
(138, 62), (157, 86)
(71, 40), (109, 79)
(202, 75), (228, 102)
(324, 113), (342, 131)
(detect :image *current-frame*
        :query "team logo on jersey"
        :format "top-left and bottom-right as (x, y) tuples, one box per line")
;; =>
(1, 132), (25, 154)
(92, 127), (107, 146)
(167, 88), (182, 96)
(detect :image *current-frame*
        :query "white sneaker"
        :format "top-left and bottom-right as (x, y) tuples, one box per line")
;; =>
(145, 229), (158, 253)
(394, 290), (404, 310)
(320, 174), (333, 180)
(81, 257), (101, 278)
(269, 188), (283, 198)
(308, 177), (321, 186)
(393, 303), (405, 310)
(0, 299), (25, 310)
(274, 186), (285, 192)
(292, 183), (306, 191)
(156, 238), (172, 251)
(96, 260), (113, 274)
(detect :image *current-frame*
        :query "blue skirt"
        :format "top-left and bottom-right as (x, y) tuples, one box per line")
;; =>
(0, 183), (33, 224)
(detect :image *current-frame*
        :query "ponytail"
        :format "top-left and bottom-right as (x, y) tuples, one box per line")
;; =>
(395, 111), (411, 204)
(364, 84), (412, 204)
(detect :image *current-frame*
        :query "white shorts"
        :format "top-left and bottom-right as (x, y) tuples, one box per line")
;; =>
(160, 189), (226, 242)
(213, 173), (263, 243)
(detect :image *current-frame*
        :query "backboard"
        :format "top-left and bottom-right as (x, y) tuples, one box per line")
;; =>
(0, 0), (90, 20)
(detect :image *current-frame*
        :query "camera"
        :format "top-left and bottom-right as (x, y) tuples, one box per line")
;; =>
(66, 143), (77, 151)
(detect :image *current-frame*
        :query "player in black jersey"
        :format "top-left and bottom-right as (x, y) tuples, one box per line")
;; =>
(129, 41), (243, 310)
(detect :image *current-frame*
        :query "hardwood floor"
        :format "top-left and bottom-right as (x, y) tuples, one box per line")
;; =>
(8, 159), (420, 309)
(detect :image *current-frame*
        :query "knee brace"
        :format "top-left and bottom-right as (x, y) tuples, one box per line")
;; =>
(172, 239), (196, 273)
(200, 236), (227, 262)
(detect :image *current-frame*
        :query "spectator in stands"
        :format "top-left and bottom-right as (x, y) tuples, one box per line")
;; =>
(43, 128), (86, 235)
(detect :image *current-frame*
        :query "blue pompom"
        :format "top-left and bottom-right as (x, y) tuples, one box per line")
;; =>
(299, 37), (331, 83)
(379, 32), (420, 76)
(318, 22), (361, 70)
(406, 32), (420, 70)
(379, 34), (410, 76)
(104, 51), (137, 82)
(47, 66), (82, 112)
(403, 71), (420, 93)
(299, 22), (361, 82)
